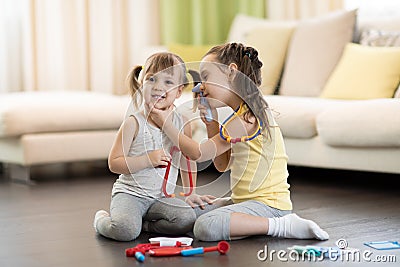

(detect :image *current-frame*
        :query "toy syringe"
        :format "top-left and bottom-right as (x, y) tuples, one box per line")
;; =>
(192, 84), (213, 122)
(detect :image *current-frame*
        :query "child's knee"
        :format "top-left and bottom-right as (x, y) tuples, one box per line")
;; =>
(193, 214), (224, 241)
(170, 208), (197, 234)
(111, 219), (141, 241)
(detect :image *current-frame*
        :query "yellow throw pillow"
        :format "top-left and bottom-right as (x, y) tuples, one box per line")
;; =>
(245, 23), (296, 95)
(320, 43), (400, 99)
(167, 43), (213, 64)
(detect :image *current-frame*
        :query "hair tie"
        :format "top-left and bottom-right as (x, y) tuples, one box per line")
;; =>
(141, 65), (144, 70)
(243, 51), (252, 61)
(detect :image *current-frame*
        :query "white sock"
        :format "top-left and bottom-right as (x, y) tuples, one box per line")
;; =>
(267, 213), (329, 240)
(93, 210), (109, 233)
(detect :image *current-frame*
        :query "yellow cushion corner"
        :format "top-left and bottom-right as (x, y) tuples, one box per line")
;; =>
(320, 43), (400, 100)
(245, 24), (295, 95)
(167, 43), (213, 64)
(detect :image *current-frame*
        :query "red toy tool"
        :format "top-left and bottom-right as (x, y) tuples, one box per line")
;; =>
(148, 246), (193, 257)
(149, 241), (230, 257)
(162, 146), (193, 197)
(125, 243), (156, 262)
(126, 237), (193, 262)
(126, 242), (191, 262)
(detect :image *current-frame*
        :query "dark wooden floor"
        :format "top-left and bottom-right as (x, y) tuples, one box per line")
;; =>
(0, 162), (399, 267)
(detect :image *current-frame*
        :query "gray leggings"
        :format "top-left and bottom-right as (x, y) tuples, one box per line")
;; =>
(96, 193), (196, 241)
(193, 198), (291, 241)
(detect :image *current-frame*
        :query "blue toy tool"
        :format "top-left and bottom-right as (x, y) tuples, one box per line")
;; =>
(192, 83), (213, 122)
(180, 241), (230, 256)
(135, 252), (145, 262)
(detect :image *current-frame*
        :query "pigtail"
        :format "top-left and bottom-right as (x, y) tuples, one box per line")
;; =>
(242, 47), (263, 87)
(188, 69), (201, 86)
(127, 65), (144, 109)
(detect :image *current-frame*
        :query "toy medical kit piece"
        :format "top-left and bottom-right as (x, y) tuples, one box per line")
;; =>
(125, 243), (155, 261)
(219, 102), (263, 144)
(149, 246), (193, 256)
(126, 237), (193, 262)
(149, 237), (193, 246)
(288, 245), (325, 257)
(364, 241), (400, 250)
(180, 241), (230, 256)
(162, 146), (193, 198)
(192, 83), (213, 122)
(288, 245), (342, 259)
(134, 252), (145, 262)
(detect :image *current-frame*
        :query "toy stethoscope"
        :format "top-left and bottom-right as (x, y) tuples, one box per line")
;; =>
(162, 146), (193, 198)
(193, 83), (262, 143)
(219, 102), (263, 144)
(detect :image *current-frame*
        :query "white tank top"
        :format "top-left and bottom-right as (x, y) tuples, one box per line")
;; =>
(112, 111), (184, 199)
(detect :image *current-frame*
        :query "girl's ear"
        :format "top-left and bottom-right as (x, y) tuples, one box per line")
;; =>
(228, 63), (238, 80)
(229, 63), (238, 70)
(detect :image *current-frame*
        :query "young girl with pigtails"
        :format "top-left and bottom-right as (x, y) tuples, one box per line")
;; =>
(93, 52), (214, 241)
(148, 43), (330, 242)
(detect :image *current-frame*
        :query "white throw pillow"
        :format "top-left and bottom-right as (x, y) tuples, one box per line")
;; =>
(279, 9), (357, 97)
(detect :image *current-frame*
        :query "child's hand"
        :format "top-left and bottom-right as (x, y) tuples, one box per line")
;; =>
(197, 96), (218, 125)
(147, 103), (174, 128)
(185, 193), (216, 209)
(147, 149), (171, 168)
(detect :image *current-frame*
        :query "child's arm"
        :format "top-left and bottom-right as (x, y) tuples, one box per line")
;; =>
(204, 120), (232, 172)
(108, 116), (170, 174)
(149, 106), (232, 162)
(180, 115), (217, 209)
(174, 122), (231, 162)
(197, 101), (231, 171)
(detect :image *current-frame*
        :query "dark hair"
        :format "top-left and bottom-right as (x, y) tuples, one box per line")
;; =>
(127, 52), (188, 109)
(204, 43), (271, 133)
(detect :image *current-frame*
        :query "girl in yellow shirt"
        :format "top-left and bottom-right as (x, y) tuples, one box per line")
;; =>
(149, 43), (329, 242)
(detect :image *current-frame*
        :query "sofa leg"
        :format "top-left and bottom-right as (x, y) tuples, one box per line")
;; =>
(7, 164), (35, 185)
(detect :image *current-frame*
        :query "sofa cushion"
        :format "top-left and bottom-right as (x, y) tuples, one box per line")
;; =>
(279, 9), (356, 97)
(245, 24), (296, 95)
(320, 43), (400, 100)
(355, 17), (400, 43)
(167, 43), (212, 63)
(360, 29), (400, 47)
(0, 92), (130, 137)
(227, 14), (293, 43)
(316, 99), (400, 147)
(263, 95), (347, 139)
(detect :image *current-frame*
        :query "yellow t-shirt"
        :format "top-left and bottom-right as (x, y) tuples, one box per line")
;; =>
(229, 112), (292, 210)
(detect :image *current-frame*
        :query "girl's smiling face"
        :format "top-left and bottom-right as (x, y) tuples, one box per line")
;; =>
(142, 69), (183, 110)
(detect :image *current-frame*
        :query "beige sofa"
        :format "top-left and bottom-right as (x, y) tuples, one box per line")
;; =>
(225, 10), (400, 174)
(0, 92), (130, 183)
(178, 10), (400, 174)
(1, 10), (400, 183)
(0, 91), (198, 183)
